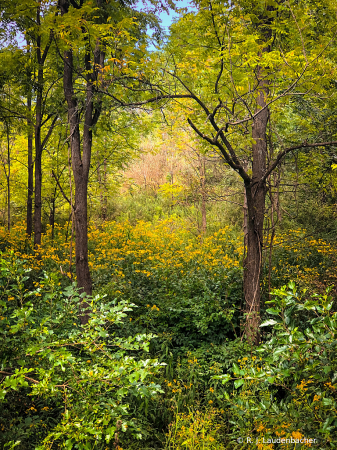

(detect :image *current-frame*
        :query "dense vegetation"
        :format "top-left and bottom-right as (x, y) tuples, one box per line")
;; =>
(1, 0), (337, 448)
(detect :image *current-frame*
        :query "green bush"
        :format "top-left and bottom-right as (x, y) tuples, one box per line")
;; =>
(217, 283), (337, 449)
(0, 255), (164, 450)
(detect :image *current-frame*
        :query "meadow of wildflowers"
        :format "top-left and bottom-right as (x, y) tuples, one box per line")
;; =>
(0, 220), (336, 449)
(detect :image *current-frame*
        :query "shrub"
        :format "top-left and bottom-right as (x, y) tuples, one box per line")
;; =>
(0, 255), (163, 449)
(218, 283), (337, 449)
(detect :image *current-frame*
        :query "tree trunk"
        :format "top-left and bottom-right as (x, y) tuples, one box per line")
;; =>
(49, 184), (57, 241)
(243, 159), (248, 249)
(244, 183), (266, 344)
(33, 5), (43, 248)
(26, 90), (34, 236)
(6, 123), (10, 232)
(60, 0), (106, 323)
(243, 88), (269, 345)
(62, 43), (93, 323)
(34, 105), (42, 248)
(33, 6), (54, 248)
(74, 176), (92, 300)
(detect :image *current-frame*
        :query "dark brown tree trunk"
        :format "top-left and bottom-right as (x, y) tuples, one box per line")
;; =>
(63, 47), (93, 322)
(26, 90), (34, 236)
(49, 184), (57, 241)
(243, 87), (269, 345)
(73, 175), (92, 297)
(49, 200), (55, 233)
(242, 159), (248, 249)
(6, 123), (10, 232)
(33, 6), (54, 248)
(97, 153), (103, 220)
(61, 24), (104, 321)
(33, 4), (43, 248)
(60, 0), (105, 324)
(34, 90), (42, 248)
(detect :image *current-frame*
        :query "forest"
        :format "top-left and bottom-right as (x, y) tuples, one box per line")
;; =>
(0, 0), (337, 448)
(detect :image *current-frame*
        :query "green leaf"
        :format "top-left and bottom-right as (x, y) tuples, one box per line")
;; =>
(234, 379), (244, 389)
(260, 319), (278, 327)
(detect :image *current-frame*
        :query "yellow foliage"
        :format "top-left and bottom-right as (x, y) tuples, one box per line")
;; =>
(0, 220), (243, 282)
(166, 408), (225, 450)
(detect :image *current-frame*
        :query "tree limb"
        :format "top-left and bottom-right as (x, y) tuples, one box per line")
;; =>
(52, 170), (72, 206)
(263, 141), (337, 181)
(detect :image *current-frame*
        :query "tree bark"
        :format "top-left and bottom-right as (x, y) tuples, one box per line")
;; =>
(34, 91), (42, 248)
(59, 0), (104, 324)
(62, 46), (93, 323)
(243, 86), (269, 345)
(242, 159), (248, 249)
(6, 123), (10, 232)
(26, 88), (34, 236)
(49, 183), (57, 241)
(33, 6), (54, 248)
(33, 4), (44, 248)
(60, 2), (105, 321)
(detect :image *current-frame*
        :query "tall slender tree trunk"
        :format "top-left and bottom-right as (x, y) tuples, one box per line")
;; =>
(59, 0), (112, 322)
(34, 85), (42, 247)
(33, 4), (43, 248)
(26, 90), (34, 236)
(73, 174), (92, 297)
(33, 6), (54, 248)
(242, 159), (248, 249)
(6, 123), (10, 232)
(243, 87), (269, 344)
(49, 184), (57, 241)
(62, 42), (93, 323)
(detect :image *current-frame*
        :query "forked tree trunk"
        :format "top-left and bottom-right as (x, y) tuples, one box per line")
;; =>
(63, 48), (93, 324)
(60, 0), (104, 321)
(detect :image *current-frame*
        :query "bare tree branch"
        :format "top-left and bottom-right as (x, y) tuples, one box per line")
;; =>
(263, 140), (337, 181)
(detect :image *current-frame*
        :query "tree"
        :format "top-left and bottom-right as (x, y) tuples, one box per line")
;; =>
(32, 3), (58, 248)
(136, 0), (337, 342)
(57, 0), (164, 322)
(0, 50), (27, 231)
(0, 120), (12, 231)
(0, 0), (61, 241)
